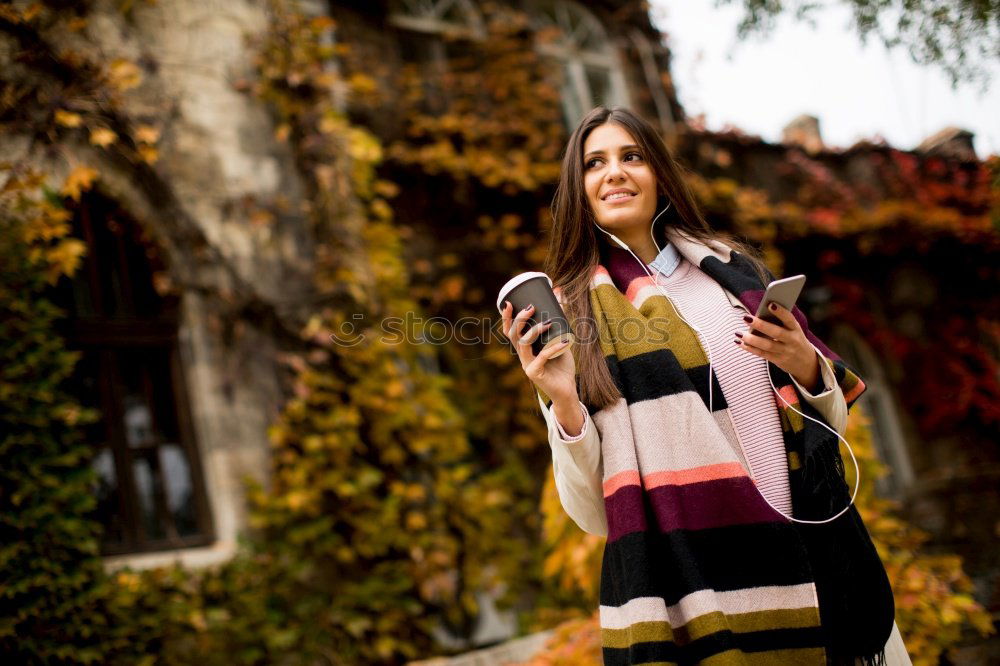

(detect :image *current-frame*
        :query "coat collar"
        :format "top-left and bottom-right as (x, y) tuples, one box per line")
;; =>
(603, 227), (753, 314)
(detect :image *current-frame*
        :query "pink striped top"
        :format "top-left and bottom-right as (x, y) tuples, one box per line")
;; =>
(652, 255), (794, 514)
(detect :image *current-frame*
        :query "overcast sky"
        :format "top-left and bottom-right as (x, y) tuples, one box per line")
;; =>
(650, 2), (1000, 157)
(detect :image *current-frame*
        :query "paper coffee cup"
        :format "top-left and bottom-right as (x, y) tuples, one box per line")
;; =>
(496, 271), (575, 358)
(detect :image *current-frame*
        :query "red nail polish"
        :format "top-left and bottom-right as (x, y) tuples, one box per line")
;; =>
(733, 339), (741, 345)
(742, 315), (753, 323)
(735, 331), (743, 338)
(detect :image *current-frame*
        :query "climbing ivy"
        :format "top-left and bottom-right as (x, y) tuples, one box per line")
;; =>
(0, 164), (106, 662)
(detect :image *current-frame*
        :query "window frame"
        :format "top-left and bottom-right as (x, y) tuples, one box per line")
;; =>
(387, 0), (487, 39)
(58, 197), (215, 556)
(529, 0), (632, 126)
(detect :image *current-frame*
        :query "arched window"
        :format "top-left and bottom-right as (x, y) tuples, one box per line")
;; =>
(830, 325), (915, 498)
(387, 0), (487, 109)
(388, 0), (485, 38)
(53, 192), (213, 555)
(530, 0), (630, 127)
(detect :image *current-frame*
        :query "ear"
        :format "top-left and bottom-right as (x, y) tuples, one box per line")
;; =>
(553, 285), (566, 307)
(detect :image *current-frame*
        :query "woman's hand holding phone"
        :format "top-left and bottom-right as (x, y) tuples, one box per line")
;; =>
(735, 302), (822, 393)
(501, 300), (578, 407)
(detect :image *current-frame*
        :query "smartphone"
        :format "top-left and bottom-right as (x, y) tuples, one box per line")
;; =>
(750, 274), (806, 338)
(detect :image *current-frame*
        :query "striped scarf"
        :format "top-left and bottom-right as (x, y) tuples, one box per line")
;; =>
(546, 228), (894, 664)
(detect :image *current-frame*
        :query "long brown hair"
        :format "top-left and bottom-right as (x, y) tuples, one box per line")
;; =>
(545, 106), (770, 410)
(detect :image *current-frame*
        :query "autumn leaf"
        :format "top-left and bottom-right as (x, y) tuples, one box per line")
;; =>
(89, 127), (117, 147)
(369, 198), (392, 221)
(318, 114), (346, 135)
(108, 58), (143, 91)
(134, 124), (160, 144)
(152, 271), (174, 296)
(347, 72), (378, 95)
(60, 165), (99, 201)
(309, 15), (336, 32)
(21, 2), (42, 22)
(137, 144), (159, 164)
(54, 110), (83, 128)
(373, 179), (400, 198)
(249, 208), (275, 227)
(45, 238), (87, 284)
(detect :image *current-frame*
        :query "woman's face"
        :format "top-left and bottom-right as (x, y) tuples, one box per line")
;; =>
(582, 122), (658, 234)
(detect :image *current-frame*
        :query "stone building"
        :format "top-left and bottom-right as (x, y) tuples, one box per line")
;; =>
(5, 0), (685, 571)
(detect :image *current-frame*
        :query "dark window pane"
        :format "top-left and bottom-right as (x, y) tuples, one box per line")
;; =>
(64, 352), (127, 549)
(160, 444), (199, 537)
(146, 352), (181, 442)
(132, 452), (166, 541)
(91, 446), (126, 546)
(584, 65), (611, 107)
(122, 394), (156, 449)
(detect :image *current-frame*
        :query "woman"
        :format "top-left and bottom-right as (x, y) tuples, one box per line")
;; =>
(500, 107), (908, 665)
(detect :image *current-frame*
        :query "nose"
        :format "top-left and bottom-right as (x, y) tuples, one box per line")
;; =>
(605, 158), (626, 182)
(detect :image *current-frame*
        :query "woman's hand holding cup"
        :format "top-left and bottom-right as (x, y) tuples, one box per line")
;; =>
(500, 300), (578, 406)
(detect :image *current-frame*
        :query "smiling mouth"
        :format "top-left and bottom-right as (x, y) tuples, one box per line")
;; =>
(603, 192), (636, 201)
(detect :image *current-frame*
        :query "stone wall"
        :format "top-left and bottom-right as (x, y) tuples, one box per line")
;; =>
(1, 0), (322, 569)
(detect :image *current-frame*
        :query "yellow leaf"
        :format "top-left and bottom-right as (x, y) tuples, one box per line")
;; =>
(89, 127), (117, 147)
(21, 3), (42, 22)
(54, 110), (83, 128)
(286, 491), (309, 511)
(108, 58), (143, 91)
(406, 512), (427, 530)
(137, 144), (159, 164)
(369, 199), (393, 221)
(347, 72), (378, 95)
(249, 208), (274, 227)
(60, 165), (99, 201)
(310, 16), (336, 31)
(318, 114), (346, 135)
(373, 179), (400, 198)
(188, 610), (207, 632)
(134, 124), (160, 144)
(46, 238), (87, 283)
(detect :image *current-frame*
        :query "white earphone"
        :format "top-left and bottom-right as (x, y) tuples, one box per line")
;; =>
(592, 202), (859, 525)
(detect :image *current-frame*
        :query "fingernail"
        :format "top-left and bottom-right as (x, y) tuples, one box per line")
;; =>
(733, 339), (741, 345)
(742, 315), (753, 323)
(769, 302), (777, 311)
(523, 304), (534, 312)
(734, 331), (743, 338)
(504, 300), (510, 310)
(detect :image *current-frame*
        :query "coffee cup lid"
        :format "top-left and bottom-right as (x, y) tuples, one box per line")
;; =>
(496, 271), (553, 312)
